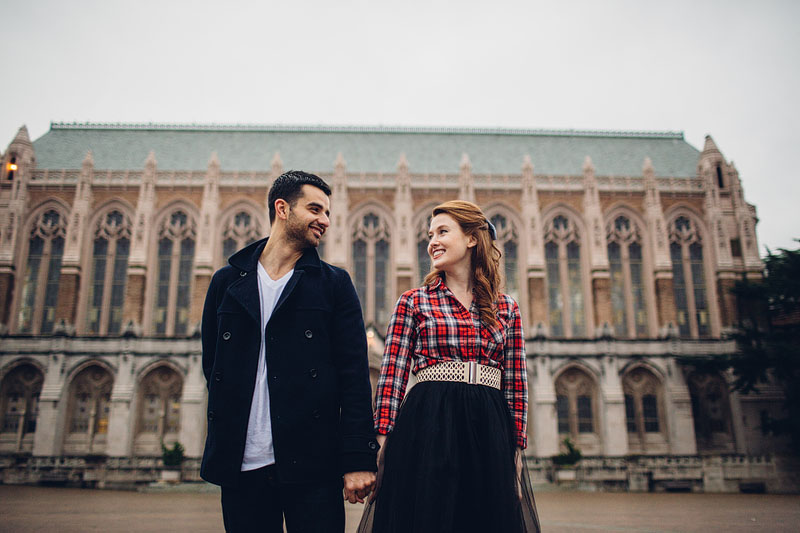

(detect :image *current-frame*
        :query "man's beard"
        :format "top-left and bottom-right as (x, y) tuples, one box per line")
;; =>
(285, 210), (320, 249)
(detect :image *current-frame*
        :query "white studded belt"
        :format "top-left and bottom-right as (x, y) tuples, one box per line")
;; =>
(415, 361), (502, 390)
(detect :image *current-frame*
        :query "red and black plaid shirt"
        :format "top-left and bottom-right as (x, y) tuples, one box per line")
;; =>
(374, 277), (528, 448)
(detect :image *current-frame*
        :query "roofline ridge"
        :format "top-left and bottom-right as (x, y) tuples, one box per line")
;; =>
(48, 121), (685, 140)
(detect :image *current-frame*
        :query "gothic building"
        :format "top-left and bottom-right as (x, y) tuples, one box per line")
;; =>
(0, 123), (791, 491)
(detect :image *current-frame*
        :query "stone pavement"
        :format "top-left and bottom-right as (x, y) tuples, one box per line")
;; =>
(1, 484), (799, 532)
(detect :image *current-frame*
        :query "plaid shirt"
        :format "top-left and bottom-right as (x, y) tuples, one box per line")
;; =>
(374, 277), (528, 448)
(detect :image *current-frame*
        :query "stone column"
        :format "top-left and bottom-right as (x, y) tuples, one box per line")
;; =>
(394, 154), (414, 299)
(600, 355), (628, 456)
(529, 353), (559, 457)
(124, 152), (158, 335)
(191, 154), (221, 331)
(327, 153), (349, 269)
(643, 158), (675, 336)
(106, 349), (135, 457)
(458, 153), (475, 203)
(33, 350), (68, 457)
(179, 353), (208, 458)
(582, 157), (609, 336)
(666, 360), (698, 454)
(521, 156), (546, 332)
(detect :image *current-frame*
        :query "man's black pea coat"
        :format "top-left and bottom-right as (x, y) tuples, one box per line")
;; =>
(200, 238), (379, 487)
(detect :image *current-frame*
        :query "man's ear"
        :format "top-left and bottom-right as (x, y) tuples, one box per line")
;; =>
(274, 199), (290, 220)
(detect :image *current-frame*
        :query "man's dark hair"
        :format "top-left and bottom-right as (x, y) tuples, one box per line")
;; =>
(268, 170), (332, 223)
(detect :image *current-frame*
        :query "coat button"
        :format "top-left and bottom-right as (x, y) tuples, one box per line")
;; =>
(240, 271), (247, 277)
(208, 411), (215, 421)
(214, 371), (222, 382)
(309, 368), (318, 378)
(312, 410), (320, 419)
(304, 330), (313, 339)
(222, 332), (231, 340)
(368, 441), (378, 451)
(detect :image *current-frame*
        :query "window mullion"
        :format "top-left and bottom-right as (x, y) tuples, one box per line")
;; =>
(683, 244), (698, 338)
(559, 242), (572, 338)
(99, 238), (117, 335)
(622, 243), (636, 338)
(167, 238), (180, 336)
(367, 239), (376, 324)
(32, 238), (53, 335)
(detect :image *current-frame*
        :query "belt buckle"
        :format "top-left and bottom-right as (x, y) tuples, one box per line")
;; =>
(467, 361), (478, 385)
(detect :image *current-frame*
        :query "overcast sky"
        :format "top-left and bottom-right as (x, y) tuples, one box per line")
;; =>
(1, 0), (798, 254)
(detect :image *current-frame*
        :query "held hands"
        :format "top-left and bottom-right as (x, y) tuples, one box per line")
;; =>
(343, 471), (377, 504)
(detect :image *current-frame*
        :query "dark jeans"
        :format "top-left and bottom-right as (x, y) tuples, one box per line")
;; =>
(221, 465), (345, 533)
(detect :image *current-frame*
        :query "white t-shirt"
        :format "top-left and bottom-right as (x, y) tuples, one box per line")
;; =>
(240, 263), (293, 471)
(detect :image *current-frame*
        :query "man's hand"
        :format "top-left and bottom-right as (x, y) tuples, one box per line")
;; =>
(343, 471), (376, 504)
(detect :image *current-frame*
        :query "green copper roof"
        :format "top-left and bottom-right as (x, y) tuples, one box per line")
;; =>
(31, 123), (701, 177)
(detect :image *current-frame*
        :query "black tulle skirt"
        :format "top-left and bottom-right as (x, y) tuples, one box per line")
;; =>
(358, 381), (540, 533)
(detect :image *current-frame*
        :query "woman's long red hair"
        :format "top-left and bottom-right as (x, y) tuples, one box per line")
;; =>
(423, 200), (502, 328)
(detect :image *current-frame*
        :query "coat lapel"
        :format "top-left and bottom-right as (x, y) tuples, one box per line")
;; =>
(226, 274), (261, 324)
(270, 270), (305, 322)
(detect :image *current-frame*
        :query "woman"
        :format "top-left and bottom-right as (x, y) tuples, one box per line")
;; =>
(359, 201), (540, 533)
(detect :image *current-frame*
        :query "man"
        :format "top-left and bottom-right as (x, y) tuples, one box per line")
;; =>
(201, 171), (378, 532)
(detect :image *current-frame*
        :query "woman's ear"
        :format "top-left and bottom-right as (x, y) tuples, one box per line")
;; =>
(467, 234), (478, 248)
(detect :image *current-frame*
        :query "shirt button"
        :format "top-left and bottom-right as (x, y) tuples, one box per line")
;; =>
(222, 332), (231, 340)
(304, 330), (313, 339)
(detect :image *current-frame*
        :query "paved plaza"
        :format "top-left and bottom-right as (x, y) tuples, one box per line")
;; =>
(0, 485), (799, 532)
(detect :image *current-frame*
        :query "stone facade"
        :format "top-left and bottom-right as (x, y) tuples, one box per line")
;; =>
(0, 123), (792, 491)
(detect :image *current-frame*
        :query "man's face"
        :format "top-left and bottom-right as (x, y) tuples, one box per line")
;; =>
(284, 184), (331, 249)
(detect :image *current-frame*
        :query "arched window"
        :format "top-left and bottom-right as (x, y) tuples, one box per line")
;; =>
(64, 365), (113, 455)
(490, 213), (520, 302)
(555, 367), (597, 439)
(352, 212), (391, 328)
(0, 364), (43, 453)
(221, 210), (261, 265)
(623, 367), (665, 453)
(86, 210), (132, 335)
(134, 366), (182, 455)
(544, 215), (585, 338)
(153, 210), (196, 336)
(687, 371), (735, 453)
(17, 209), (67, 334)
(669, 216), (710, 337)
(416, 214), (432, 285)
(607, 216), (649, 338)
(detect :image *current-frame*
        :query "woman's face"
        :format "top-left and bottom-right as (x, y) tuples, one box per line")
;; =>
(428, 213), (476, 273)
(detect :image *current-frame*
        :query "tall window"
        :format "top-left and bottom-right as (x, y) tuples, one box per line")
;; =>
(64, 365), (112, 454)
(0, 364), (43, 453)
(221, 210), (260, 264)
(688, 372), (734, 453)
(545, 215), (585, 338)
(86, 210), (131, 335)
(416, 214), (432, 285)
(490, 213), (520, 302)
(135, 366), (182, 455)
(623, 367), (663, 451)
(669, 216), (710, 337)
(17, 209), (67, 334)
(555, 367), (597, 439)
(607, 216), (649, 338)
(153, 211), (196, 336)
(352, 212), (391, 328)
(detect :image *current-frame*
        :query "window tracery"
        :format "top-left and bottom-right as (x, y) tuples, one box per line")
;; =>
(489, 213), (520, 302)
(64, 366), (112, 454)
(669, 216), (710, 337)
(135, 366), (182, 455)
(555, 367), (597, 438)
(87, 210), (132, 335)
(221, 210), (261, 264)
(0, 364), (43, 453)
(153, 210), (196, 336)
(17, 209), (68, 334)
(544, 215), (585, 338)
(687, 372), (735, 453)
(607, 215), (648, 338)
(623, 367), (664, 452)
(352, 212), (391, 328)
